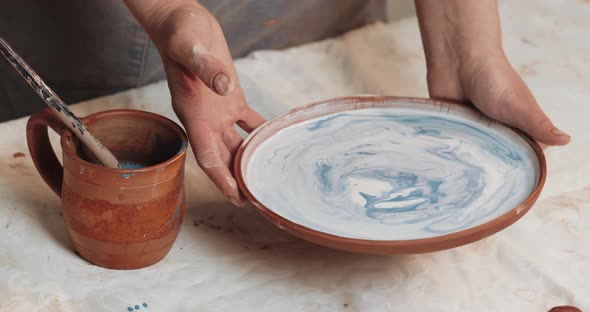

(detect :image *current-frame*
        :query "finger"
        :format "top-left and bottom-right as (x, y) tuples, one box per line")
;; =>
(188, 127), (246, 207)
(222, 128), (244, 155)
(192, 47), (234, 96)
(164, 58), (246, 207)
(172, 43), (234, 96)
(237, 107), (266, 133)
(164, 9), (235, 96)
(493, 84), (570, 146)
(467, 63), (570, 146)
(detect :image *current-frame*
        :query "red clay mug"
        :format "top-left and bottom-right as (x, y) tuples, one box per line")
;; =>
(26, 108), (188, 269)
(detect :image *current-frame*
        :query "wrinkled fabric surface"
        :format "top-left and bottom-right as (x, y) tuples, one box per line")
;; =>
(0, 1), (589, 311)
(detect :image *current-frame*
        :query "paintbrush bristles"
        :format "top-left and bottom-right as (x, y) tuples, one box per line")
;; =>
(0, 37), (120, 169)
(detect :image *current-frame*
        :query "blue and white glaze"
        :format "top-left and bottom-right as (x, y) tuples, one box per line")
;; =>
(245, 106), (540, 240)
(119, 161), (144, 179)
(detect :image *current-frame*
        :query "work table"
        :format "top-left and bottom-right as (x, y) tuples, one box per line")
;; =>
(0, 0), (588, 310)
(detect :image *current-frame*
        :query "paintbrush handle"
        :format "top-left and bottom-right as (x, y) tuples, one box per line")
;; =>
(0, 37), (120, 168)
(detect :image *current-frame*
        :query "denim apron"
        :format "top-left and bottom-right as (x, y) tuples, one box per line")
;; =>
(0, 0), (384, 121)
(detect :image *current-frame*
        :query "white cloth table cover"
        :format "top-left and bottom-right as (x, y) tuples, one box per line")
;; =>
(0, 0), (588, 310)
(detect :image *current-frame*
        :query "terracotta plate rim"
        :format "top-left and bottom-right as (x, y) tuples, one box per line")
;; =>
(234, 96), (546, 253)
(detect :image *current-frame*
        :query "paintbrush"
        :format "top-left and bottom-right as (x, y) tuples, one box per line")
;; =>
(0, 37), (120, 168)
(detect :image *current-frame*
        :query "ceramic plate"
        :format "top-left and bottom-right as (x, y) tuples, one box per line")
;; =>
(235, 97), (545, 254)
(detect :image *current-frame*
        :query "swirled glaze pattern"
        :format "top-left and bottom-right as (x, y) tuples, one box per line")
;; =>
(246, 106), (540, 240)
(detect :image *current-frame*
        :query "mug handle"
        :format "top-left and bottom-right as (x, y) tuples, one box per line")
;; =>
(26, 108), (68, 198)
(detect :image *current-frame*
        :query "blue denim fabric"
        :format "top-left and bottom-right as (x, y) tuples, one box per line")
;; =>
(0, 0), (384, 121)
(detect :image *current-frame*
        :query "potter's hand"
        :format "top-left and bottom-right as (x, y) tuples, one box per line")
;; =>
(415, 0), (570, 146)
(124, 0), (264, 206)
